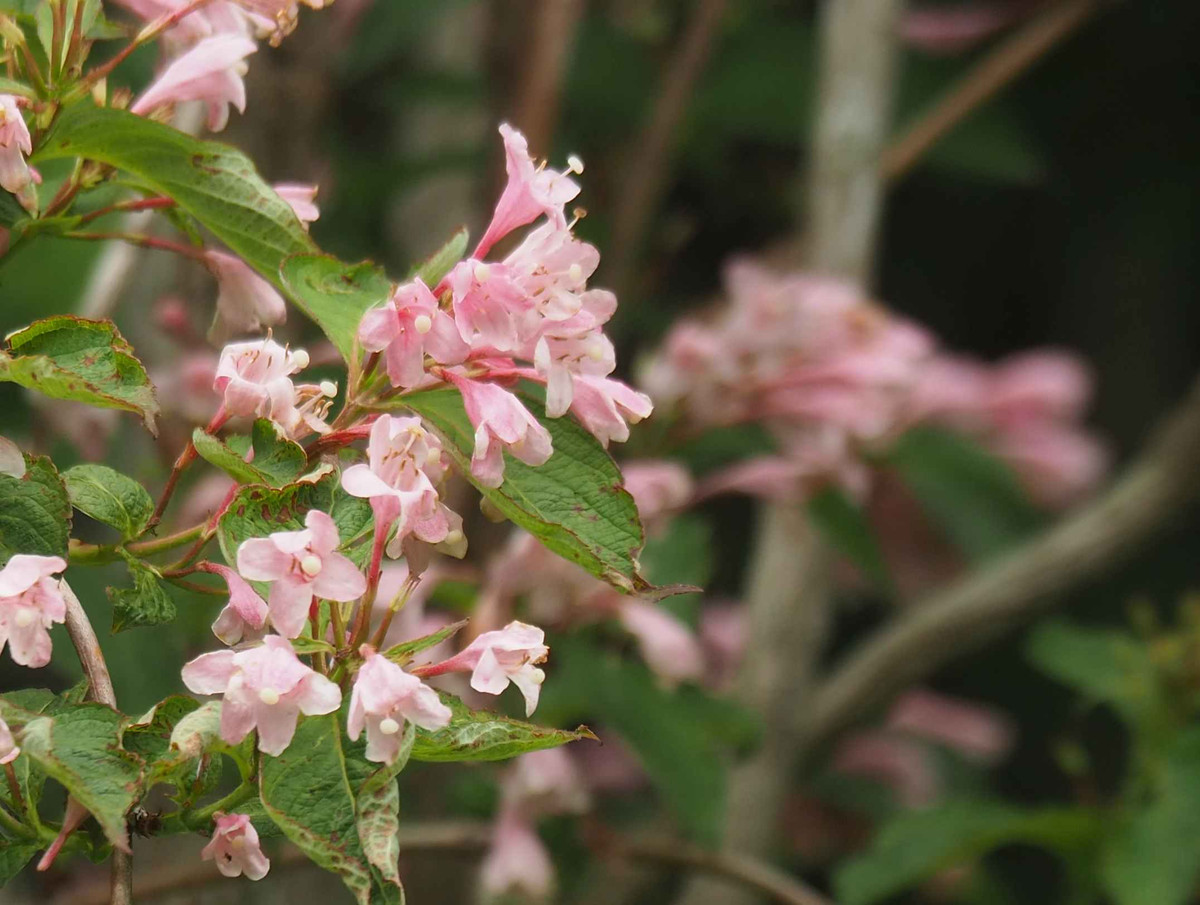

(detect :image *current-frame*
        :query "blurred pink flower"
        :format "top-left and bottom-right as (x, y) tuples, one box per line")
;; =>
(478, 809), (555, 903)
(832, 732), (940, 809)
(887, 689), (1015, 765)
(621, 460), (693, 530)
(201, 812), (270, 880)
(131, 34), (256, 131)
(0, 716), (19, 765)
(901, 2), (1032, 55)
(273, 182), (319, 226)
(0, 555), (68, 668)
(617, 600), (703, 688)
(205, 250), (287, 341)
(504, 748), (590, 817)
(699, 601), (746, 693)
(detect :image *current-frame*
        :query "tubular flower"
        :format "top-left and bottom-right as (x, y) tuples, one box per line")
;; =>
(0, 555), (68, 668)
(201, 812), (270, 880)
(416, 621), (548, 717)
(357, 279), (467, 388)
(235, 509), (366, 638)
(213, 338), (307, 424)
(347, 646), (451, 764)
(181, 635), (342, 756)
(205, 251), (287, 342)
(131, 34), (257, 131)
(0, 95), (34, 201)
(199, 563), (269, 645)
(444, 373), (552, 487)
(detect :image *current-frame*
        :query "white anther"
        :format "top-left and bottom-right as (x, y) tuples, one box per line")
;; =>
(567, 154), (584, 174)
(291, 349), (310, 370)
(320, 380), (338, 397)
(444, 529), (464, 546)
(567, 263), (583, 283)
(413, 314), (432, 334)
(473, 262), (491, 283)
(378, 718), (401, 736)
(258, 687), (281, 706)
(299, 554), (323, 577)
(13, 609), (35, 628)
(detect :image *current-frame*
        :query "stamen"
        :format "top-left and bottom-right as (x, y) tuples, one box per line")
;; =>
(473, 262), (491, 283)
(299, 554), (322, 577)
(378, 717), (401, 736)
(567, 154), (584, 174)
(413, 314), (432, 334)
(258, 687), (281, 706)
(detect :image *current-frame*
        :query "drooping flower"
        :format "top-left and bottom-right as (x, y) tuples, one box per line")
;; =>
(444, 373), (552, 487)
(0, 95), (34, 200)
(504, 748), (589, 817)
(198, 562), (269, 645)
(617, 600), (704, 688)
(887, 689), (1015, 765)
(347, 647), (451, 764)
(473, 123), (582, 259)
(357, 279), (467, 388)
(479, 809), (555, 903)
(235, 509), (366, 638)
(0, 555), (68, 668)
(620, 461), (693, 531)
(563, 373), (652, 447)
(201, 812), (270, 880)
(0, 716), (18, 765)
(205, 251), (287, 342)
(181, 635), (341, 755)
(415, 621), (548, 716)
(213, 338), (306, 423)
(36, 798), (95, 871)
(446, 259), (531, 352)
(273, 182), (320, 227)
(131, 34), (257, 131)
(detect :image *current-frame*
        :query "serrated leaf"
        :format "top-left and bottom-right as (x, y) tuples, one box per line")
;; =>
(192, 419), (306, 488)
(124, 695), (201, 783)
(357, 779), (403, 888)
(406, 226), (468, 287)
(410, 691), (594, 763)
(0, 454), (71, 564)
(400, 387), (646, 592)
(0, 683), (88, 817)
(107, 557), (177, 632)
(258, 714), (403, 905)
(216, 471), (373, 567)
(63, 464), (153, 539)
(280, 255), (393, 361)
(14, 703), (143, 850)
(807, 486), (893, 593)
(382, 619), (467, 666)
(354, 722), (416, 799)
(0, 316), (159, 433)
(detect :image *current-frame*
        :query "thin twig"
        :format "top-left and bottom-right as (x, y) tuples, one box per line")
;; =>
(881, 0), (1101, 182)
(510, 0), (584, 154)
(805, 374), (1200, 757)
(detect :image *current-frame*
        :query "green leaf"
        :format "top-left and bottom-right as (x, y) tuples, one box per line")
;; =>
(279, 255), (393, 362)
(1101, 728), (1200, 905)
(382, 619), (467, 666)
(410, 691), (595, 763)
(886, 426), (1046, 561)
(406, 226), (468, 286)
(289, 636), (336, 657)
(162, 700), (253, 782)
(15, 703), (144, 850)
(0, 454), (71, 564)
(217, 471), (373, 567)
(807, 487), (893, 593)
(401, 387), (646, 592)
(357, 779), (403, 889)
(0, 683), (88, 817)
(0, 843), (38, 886)
(0, 316), (159, 433)
(37, 104), (313, 289)
(834, 802), (1097, 905)
(63, 464), (154, 539)
(107, 557), (177, 632)
(192, 419), (306, 488)
(0, 189), (26, 227)
(1025, 621), (1161, 725)
(258, 714), (403, 905)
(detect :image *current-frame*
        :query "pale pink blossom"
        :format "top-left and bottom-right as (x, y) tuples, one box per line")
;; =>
(991, 424), (1107, 508)
(199, 562), (269, 645)
(181, 635), (342, 755)
(445, 374), (552, 487)
(273, 182), (319, 227)
(347, 647), (451, 763)
(131, 34), (257, 132)
(503, 223), (599, 323)
(201, 812), (270, 880)
(505, 748), (589, 817)
(617, 600), (703, 688)
(0, 716), (18, 765)
(213, 338), (305, 423)
(416, 621), (548, 716)
(447, 259), (531, 352)
(621, 461), (693, 529)
(205, 251), (287, 342)
(0, 555), (68, 668)
(357, 279), (467, 388)
(901, 2), (1026, 55)
(109, 0), (262, 48)
(699, 602), (746, 693)
(478, 809), (555, 903)
(235, 509), (366, 638)
(832, 732), (940, 809)
(0, 95), (34, 199)
(887, 690), (1015, 765)
(565, 373), (652, 447)
(473, 123), (582, 259)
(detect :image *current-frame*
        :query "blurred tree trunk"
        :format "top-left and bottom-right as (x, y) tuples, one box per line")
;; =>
(676, 2), (902, 903)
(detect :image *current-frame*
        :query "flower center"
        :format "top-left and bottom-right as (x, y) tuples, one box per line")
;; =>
(13, 608), (35, 628)
(413, 314), (432, 334)
(378, 717), (401, 736)
(258, 687), (281, 706)
(299, 554), (323, 577)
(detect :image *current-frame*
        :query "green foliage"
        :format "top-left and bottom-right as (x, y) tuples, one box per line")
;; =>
(279, 255), (392, 361)
(0, 453), (71, 564)
(0, 682), (88, 821)
(807, 486), (893, 593)
(63, 464), (153, 539)
(401, 387), (647, 593)
(0, 844), (39, 887)
(406, 226), (468, 286)
(886, 426), (1046, 560)
(0, 316), (159, 433)
(382, 619), (467, 666)
(192, 419), (307, 488)
(410, 691), (594, 764)
(107, 556), (177, 632)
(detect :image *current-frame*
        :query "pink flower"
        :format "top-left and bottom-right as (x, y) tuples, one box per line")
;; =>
(131, 34), (257, 131)
(901, 2), (1024, 55)
(565, 374), (653, 447)
(447, 259), (531, 352)
(0, 716), (18, 765)
(503, 223), (599, 323)
(416, 620), (548, 716)
(0, 95), (34, 198)
(619, 460), (692, 528)
(832, 732), (940, 809)
(478, 809), (555, 903)
(181, 635), (342, 755)
(273, 182), (319, 226)
(205, 251), (287, 342)
(473, 123), (582, 260)
(887, 690), (1014, 765)
(213, 337), (306, 422)
(357, 279), (467, 388)
(198, 562), (269, 645)
(347, 647), (451, 764)
(236, 509), (366, 638)
(504, 748), (589, 816)
(0, 555), (68, 668)
(201, 812), (270, 880)
(445, 374), (552, 487)
(533, 326), (615, 418)
(617, 600), (704, 688)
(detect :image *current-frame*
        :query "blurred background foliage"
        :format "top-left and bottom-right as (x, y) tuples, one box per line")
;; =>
(3, 0), (1200, 903)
